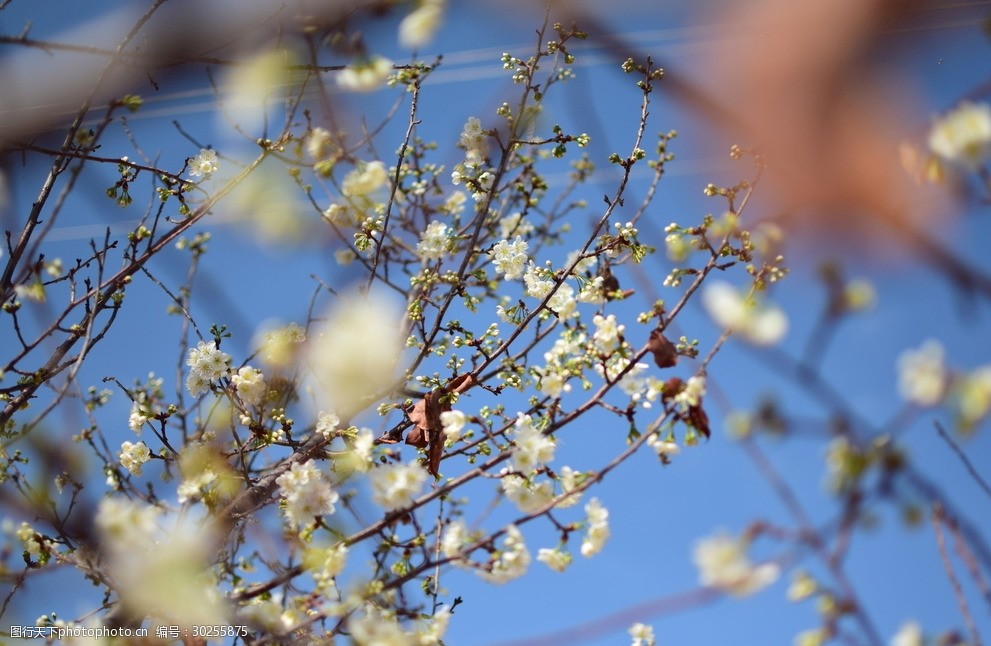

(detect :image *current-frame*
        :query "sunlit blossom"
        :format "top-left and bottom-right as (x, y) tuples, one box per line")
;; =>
(928, 101), (991, 171)
(337, 56), (393, 93)
(370, 461), (429, 511)
(693, 531), (779, 597)
(702, 281), (787, 345)
(897, 340), (946, 406)
(188, 148), (218, 178)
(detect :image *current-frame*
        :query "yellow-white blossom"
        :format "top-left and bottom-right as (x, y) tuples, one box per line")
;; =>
(370, 461), (428, 511)
(629, 622), (657, 646)
(337, 56), (393, 93)
(398, 0), (444, 49)
(342, 161), (388, 198)
(188, 148), (218, 179)
(702, 281), (787, 345)
(890, 621), (923, 646)
(536, 547), (572, 572)
(306, 294), (402, 419)
(928, 101), (991, 171)
(897, 340), (946, 406)
(119, 441), (151, 476)
(693, 531), (779, 597)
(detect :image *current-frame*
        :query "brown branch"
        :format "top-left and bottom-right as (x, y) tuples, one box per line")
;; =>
(932, 505), (983, 646)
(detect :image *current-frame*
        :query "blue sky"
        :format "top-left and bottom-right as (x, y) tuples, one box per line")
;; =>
(3, 1), (991, 644)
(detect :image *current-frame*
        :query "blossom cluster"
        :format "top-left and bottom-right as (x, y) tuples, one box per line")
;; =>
(489, 236), (529, 280)
(417, 220), (451, 261)
(275, 461), (340, 529)
(348, 605), (451, 646)
(185, 340), (232, 396)
(510, 413), (555, 472)
(127, 373), (164, 434)
(459, 116), (488, 164)
(580, 498), (610, 557)
(231, 365), (266, 406)
(479, 525), (531, 584)
(118, 441), (151, 476)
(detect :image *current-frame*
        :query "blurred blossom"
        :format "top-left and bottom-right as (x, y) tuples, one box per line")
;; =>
(350, 428), (376, 473)
(825, 436), (870, 494)
(418, 605), (452, 645)
(307, 126), (335, 163)
(537, 547), (572, 572)
(648, 435), (680, 459)
(479, 525), (530, 584)
(629, 622), (656, 646)
(896, 340), (946, 406)
(951, 366), (991, 432)
(399, 0), (445, 49)
(348, 605), (448, 645)
(256, 322), (306, 371)
(556, 465), (583, 508)
(786, 570), (817, 601)
(928, 101), (991, 171)
(795, 628), (829, 646)
(440, 519), (470, 560)
(337, 56), (393, 93)
(580, 497), (610, 557)
(342, 160), (388, 198)
(305, 542), (348, 595)
(239, 594), (295, 634)
(501, 471), (555, 513)
(702, 281), (787, 345)
(890, 621), (924, 646)
(96, 499), (225, 626)
(370, 461), (428, 511)
(510, 413), (555, 473)
(674, 375), (706, 412)
(842, 278), (876, 312)
(439, 409), (467, 441)
(335, 248), (357, 266)
(899, 140), (944, 185)
(223, 48), (293, 135)
(693, 531), (779, 596)
(500, 211), (534, 239)
(307, 293), (403, 419)
(226, 163), (307, 244)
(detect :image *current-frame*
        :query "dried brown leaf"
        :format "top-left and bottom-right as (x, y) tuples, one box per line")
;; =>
(647, 329), (678, 369)
(408, 374), (478, 477)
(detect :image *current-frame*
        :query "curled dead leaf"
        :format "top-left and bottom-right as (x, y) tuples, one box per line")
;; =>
(407, 373), (478, 477)
(647, 329), (678, 369)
